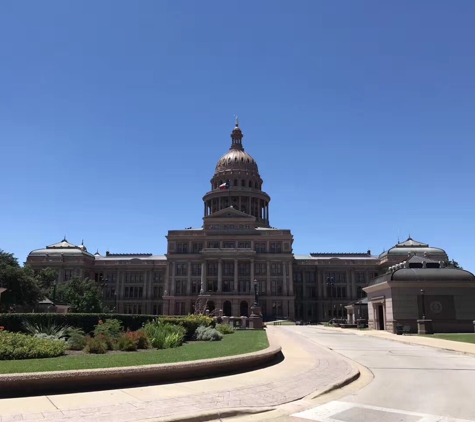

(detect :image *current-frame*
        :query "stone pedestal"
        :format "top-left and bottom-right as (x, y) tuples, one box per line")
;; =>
(417, 319), (434, 335)
(248, 305), (263, 330)
(222, 316), (230, 326)
(240, 316), (248, 329)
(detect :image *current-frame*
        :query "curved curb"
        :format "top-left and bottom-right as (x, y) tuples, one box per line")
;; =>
(0, 343), (282, 397)
(151, 407), (274, 422)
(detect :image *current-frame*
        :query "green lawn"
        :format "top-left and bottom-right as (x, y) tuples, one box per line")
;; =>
(0, 330), (269, 374)
(422, 333), (475, 344)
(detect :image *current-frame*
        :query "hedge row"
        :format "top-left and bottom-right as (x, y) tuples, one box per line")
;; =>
(0, 313), (215, 338)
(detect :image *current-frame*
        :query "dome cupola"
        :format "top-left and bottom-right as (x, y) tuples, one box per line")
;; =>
(203, 118), (271, 226)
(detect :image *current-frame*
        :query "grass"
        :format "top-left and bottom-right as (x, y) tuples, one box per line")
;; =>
(421, 333), (475, 344)
(0, 330), (269, 374)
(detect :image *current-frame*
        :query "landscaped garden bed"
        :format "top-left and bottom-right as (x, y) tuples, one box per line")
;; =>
(0, 313), (269, 375)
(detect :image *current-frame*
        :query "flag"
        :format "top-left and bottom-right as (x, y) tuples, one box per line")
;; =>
(219, 180), (230, 190)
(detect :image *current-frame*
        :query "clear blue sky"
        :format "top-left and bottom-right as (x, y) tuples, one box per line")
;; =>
(1, 1), (474, 272)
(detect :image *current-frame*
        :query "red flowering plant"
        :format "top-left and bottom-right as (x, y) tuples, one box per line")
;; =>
(0, 326), (4, 331)
(125, 331), (149, 349)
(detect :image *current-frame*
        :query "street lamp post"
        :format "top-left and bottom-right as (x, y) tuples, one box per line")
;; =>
(326, 277), (334, 320)
(420, 289), (426, 319)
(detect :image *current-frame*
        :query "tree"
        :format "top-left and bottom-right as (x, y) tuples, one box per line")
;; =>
(0, 250), (43, 312)
(53, 277), (106, 313)
(444, 259), (463, 270)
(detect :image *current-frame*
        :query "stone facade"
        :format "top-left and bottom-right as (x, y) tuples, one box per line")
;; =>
(25, 122), (455, 321)
(364, 256), (475, 333)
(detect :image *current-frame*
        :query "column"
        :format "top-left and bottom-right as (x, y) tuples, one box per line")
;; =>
(351, 271), (357, 298)
(282, 261), (288, 296)
(250, 258), (254, 284)
(239, 197), (242, 212)
(171, 263), (176, 295)
(346, 270), (351, 300)
(323, 272), (328, 298)
(204, 202), (206, 216)
(317, 271), (323, 298)
(233, 259), (238, 292)
(187, 261), (192, 295)
(266, 261), (271, 295)
(288, 263), (294, 295)
(218, 259), (223, 292)
(200, 262), (206, 294)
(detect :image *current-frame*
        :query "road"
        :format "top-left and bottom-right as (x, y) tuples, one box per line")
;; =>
(234, 326), (475, 422)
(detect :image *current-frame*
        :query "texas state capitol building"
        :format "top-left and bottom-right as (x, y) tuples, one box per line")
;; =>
(27, 122), (451, 322)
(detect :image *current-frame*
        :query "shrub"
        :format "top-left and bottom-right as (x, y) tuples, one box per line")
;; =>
(22, 318), (69, 341)
(127, 330), (149, 349)
(194, 325), (223, 342)
(67, 331), (87, 350)
(144, 321), (186, 349)
(158, 315), (215, 339)
(117, 333), (138, 351)
(216, 324), (234, 335)
(94, 319), (123, 339)
(84, 336), (107, 354)
(0, 331), (66, 360)
(0, 314), (216, 340)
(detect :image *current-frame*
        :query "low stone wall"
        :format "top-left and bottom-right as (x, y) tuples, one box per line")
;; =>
(0, 342), (281, 398)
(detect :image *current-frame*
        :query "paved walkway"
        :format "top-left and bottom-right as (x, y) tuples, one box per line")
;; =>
(318, 325), (475, 355)
(0, 327), (357, 422)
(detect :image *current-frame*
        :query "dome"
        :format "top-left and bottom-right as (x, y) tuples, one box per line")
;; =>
(215, 149), (259, 175)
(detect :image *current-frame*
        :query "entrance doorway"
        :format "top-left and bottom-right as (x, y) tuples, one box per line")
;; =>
(223, 301), (232, 317)
(240, 301), (249, 317)
(377, 305), (385, 330)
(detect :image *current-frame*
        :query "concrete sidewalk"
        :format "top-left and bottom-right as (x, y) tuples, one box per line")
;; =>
(317, 325), (475, 355)
(0, 327), (358, 422)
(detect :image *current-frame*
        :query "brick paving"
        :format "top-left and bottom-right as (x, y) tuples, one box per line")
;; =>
(0, 329), (356, 422)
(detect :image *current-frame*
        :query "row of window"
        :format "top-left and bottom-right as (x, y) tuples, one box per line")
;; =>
(175, 262), (287, 276)
(214, 179), (262, 190)
(173, 279), (284, 295)
(95, 272), (164, 283)
(174, 242), (283, 253)
(293, 272), (378, 283)
(106, 285), (165, 300)
(295, 286), (367, 300)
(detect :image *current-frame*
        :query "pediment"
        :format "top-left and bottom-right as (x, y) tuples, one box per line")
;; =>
(204, 206), (255, 221)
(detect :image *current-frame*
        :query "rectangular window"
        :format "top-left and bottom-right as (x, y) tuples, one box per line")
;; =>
(176, 263), (188, 276)
(176, 243), (188, 254)
(255, 242), (266, 253)
(207, 262), (218, 276)
(238, 279), (250, 293)
(65, 270), (74, 281)
(192, 280), (200, 294)
(106, 273), (117, 283)
(270, 242), (282, 253)
(355, 272), (366, 283)
(223, 241), (235, 248)
(258, 280), (266, 295)
(238, 262), (250, 275)
(208, 241), (220, 248)
(175, 280), (186, 295)
(174, 302), (186, 315)
(255, 263), (267, 275)
(222, 280), (234, 292)
(327, 272), (345, 283)
(153, 272), (163, 283)
(238, 241), (250, 248)
(295, 286), (303, 299)
(191, 242), (203, 253)
(271, 263), (282, 275)
(207, 280), (218, 292)
(272, 301), (283, 317)
(305, 272), (315, 283)
(152, 304), (163, 315)
(125, 273), (144, 283)
(294, 272), (302, 282)
(306, 286), (316, 298)
(271, 280), (283, 295)
(224, 261), (234, 275)
(191, 264), (201, 276)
